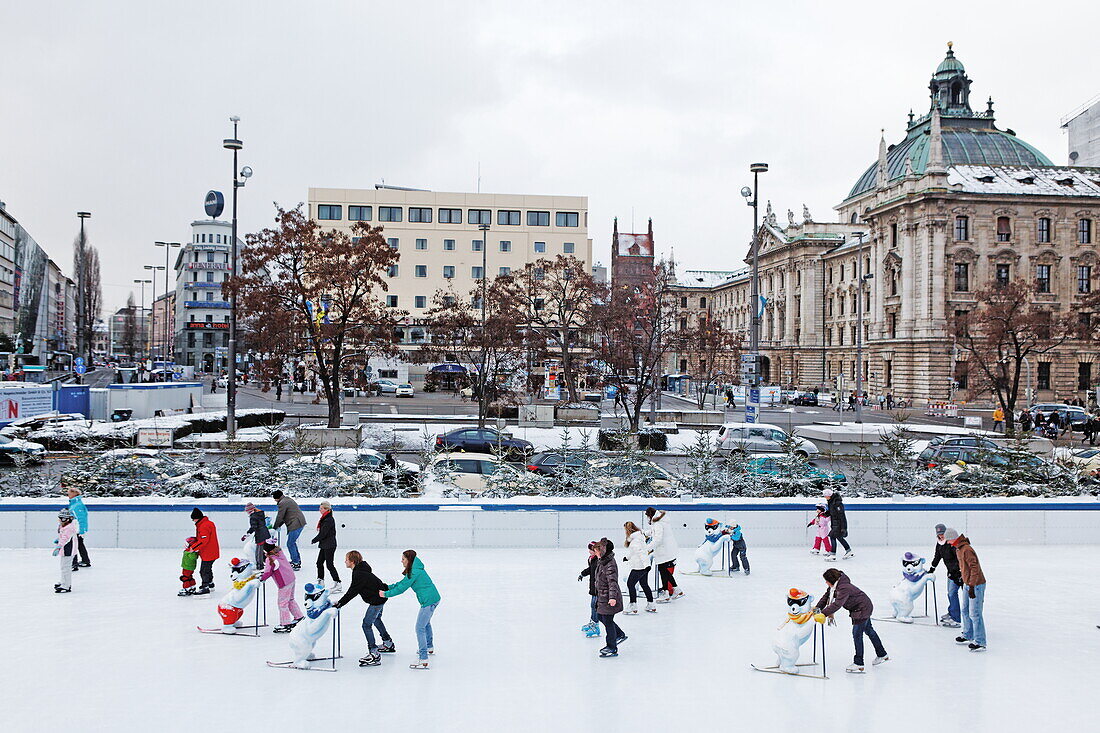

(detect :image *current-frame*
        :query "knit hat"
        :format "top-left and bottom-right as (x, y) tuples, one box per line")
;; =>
(934, 523), (946, 535)
(190, 508), (204, 520)
(58, 508), (74, 521)
(944, 528), (960, 542)
(822, 488), (834, 497)
(245, 502), (257, 512)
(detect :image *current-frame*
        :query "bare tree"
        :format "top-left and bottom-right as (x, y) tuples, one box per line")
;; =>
(72, 233), (102, 362)
(674, 318), (743, 409)
(121, 293), (138, 360)
(953, 279), (1080, 433)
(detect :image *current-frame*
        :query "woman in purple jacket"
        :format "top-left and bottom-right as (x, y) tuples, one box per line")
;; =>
(594, 537), (626, 658)
(815, 568), (889, 673)
(261, 541), (303, 632)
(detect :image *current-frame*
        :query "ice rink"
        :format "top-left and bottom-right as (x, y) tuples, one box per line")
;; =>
(4, 543), (1092, 732)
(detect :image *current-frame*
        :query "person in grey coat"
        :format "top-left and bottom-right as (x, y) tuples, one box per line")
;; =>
(272, 490), (306, 570)
(594, 537), (626, 658)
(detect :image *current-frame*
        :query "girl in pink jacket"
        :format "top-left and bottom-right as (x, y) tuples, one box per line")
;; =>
(54, 508), (78, 593)
(808, 503), (832, 555)
(261, 541), (303, 632)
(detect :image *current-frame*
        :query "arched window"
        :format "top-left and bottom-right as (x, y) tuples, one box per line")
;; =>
(996, 217), (1012, 242)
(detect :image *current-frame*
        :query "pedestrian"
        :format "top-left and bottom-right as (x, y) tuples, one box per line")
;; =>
(1020, 410), (1034, 432)
(814, 568), (888, 674)
(823, 488), (854, 560)
(945, 528), (987, 651)
(53, 508), (78, 593)
(593, 537), (625, 658)
(380, 549), (441, 669)
(927, 523), (962, 628)
(64, 485), (91, 570)
(190, 508), (220, 594)
(177, 535), (200, 597)
(275, 379), (282, 401)
(992, 406), (1004, 432)
(241, 503), (270, 567)
(332, 550), (394, 667)
(312, 501), (342, 592)
(848, 392), (856, 412)
(271, 490), (306, 570)
(577, 540), (602, 637)
(621, 522), (655, 614)
(728, 522), (750, 575)
(210, 377), (217, 394)
(886, 393), (894, 410)
(807, 503), (833, 555)
(644, 507), (683, 602)
(259, 541), (304, 633)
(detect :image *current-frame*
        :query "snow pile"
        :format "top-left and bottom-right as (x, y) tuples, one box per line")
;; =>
(27, 409), (286, 449)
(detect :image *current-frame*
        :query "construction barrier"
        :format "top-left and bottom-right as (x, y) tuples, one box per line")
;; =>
(925, 402), (959, 417)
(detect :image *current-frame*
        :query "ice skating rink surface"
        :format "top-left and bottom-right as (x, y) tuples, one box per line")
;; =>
(2, 545), (1091, 732)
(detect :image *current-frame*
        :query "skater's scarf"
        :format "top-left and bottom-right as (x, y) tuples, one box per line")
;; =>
(787, 611), (814, 625)
(233, 573), (258, 590)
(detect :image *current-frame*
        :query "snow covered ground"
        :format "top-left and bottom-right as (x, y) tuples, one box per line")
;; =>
(4, 544), (1092, 731)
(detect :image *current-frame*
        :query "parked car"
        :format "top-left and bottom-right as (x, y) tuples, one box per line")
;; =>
(285, 448), (421, 489)
(435, 427), (534, 459)
(1054, 446), (1100, 475)
(741, 455), (846, 486)
(586, 458), (679, 492)
(916, 436), (1002, 466)
(780, 390), (801, 404)
(715, 422), (819, 458)
(425, 452), (534, 493)
(1030, 404), (1089, 432)
(395, 383), (414, 397)
(789, 392), (819, 406)
(524, 451), (600, 477)
(942, 449), (1049, 480)
(373, 379), (399, 394)
(1, 412), (89, 438)
(0, 434), (47, 463)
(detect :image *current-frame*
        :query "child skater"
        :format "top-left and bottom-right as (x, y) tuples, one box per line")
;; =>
(577, 540), (602, 636)
(261, 540), (304, 633)
(178, 536), (200, 596)
(808, 503), (833, 555)
(54, 508), (78, 593)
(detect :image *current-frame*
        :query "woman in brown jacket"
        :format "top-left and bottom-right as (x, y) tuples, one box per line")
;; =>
(594, 537), (626, 658)
(945, 528), (987, 651)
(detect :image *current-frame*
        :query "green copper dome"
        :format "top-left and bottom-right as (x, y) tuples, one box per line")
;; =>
(934, 44), (965, 78)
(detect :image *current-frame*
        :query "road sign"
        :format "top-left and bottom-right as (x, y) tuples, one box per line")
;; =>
(75, 365), (87, 375)
(74, 357), (85, 366)
(745, 404), (758, 423)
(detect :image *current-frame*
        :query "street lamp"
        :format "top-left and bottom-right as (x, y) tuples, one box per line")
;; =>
(741, 162), (768, 423)
(155, 241), (181, 375)
(223, 116), (251, 439)
(477, 221), (490, 428)
(851, 231), (871, 424)
(133, 279), (152, 369)
(76, 211), (91, 375)
(144, 265), (166, 368)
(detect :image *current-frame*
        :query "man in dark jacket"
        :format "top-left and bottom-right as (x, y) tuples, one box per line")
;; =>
(928, 523), (962, 628)
(815, 569), (888, 673)
(594, 538), (625, 658)
(241, 503), (270, 567)
(332, 550), (392, 666)
(271, 491), (306, 570)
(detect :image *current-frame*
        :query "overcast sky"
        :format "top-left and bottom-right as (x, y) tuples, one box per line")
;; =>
(3, 1), (1097, 313)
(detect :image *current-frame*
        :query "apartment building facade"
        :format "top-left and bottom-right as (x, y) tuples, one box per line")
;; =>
(173, 219), (234, 373)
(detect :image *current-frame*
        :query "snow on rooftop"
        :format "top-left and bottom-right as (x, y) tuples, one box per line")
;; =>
(676, 269), (745, 288)
(948, 164), (1100, 196)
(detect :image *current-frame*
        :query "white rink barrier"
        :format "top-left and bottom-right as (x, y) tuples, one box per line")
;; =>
(2, 500), (1098, 549)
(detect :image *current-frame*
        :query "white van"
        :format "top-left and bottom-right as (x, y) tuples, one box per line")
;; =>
(714, 422), (819, 458)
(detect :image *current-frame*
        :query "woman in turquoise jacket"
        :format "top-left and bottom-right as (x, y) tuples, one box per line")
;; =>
(381, 550), (440, 669)
(65, 486), (91, 569)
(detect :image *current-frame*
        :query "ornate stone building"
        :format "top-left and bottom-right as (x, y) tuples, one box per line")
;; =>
(669, 45), (1100, 404)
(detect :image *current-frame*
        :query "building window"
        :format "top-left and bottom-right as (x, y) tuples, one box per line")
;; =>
(468, 209), (491, 225)
(555, 212), (579, 227)
(387, 238), (399, 250)
(954, 216), (969, 241)
(1037, 361), (1051, 390)
(996, 264), (1011, 286)
(1079, 362), (1093, 391)
(497, 210), (520, 226)
(563, 242), (575, 254)
(387, 264), (399, 278)
(443, 266), (455, 279)
(527, 211), (550, 226)
(679, 318), (687, 330)
(415, 295), (427, 309)
(348, 205), (372, 221)
(534, 241), (546, 253)
(1080, 219), (1093, 244)
(472, 240), (483, 252)
(499, 240), (511, 252)
(888, 312), (897, 338)
(996, 216), (1012, 242)
(534, 268), (545, 281)
(440, 239), (454, 251)
(499, 266), (511, 276)
(680, 296), (688, 308)
(438, 208), (462, 224)
(386, 295), (398, 308)
(378, 207), (403, 222)
(416, 238), (428, 251)
(317, 205), (342, 220)
(885, 361), (893, 388)
(954, 262), (969, 292)
(954, 366), (968, 390)
(1036, 264), (1052, 293)
(891, 222), (899, 246)
(700, 297), (707, 308)
(1079, 265), (1092, 294)
(472, 266), (484, 279)
(415, 265), (427, 278)
(409, 207), (433, 223)
(1037, 217), (1051, 243)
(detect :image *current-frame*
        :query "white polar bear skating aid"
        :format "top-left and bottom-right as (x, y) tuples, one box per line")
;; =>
(694, 518), (734, 575)
(888, 552), (934, 623)
(202, 558), (262, 634)
(770, 588), (825, 674)
(282, 583), (339, 669)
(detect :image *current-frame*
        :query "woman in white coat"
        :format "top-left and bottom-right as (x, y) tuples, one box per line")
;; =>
(622, 522), (656, 614)
(645, 507), (683, 602)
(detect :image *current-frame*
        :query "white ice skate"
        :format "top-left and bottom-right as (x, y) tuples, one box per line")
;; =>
(625, 603), (638, 615)
(656, 591), (671, 604)
(846, 664), (865, 674)
(809, 549), (820, 555)
(645, 602), (657, 613)
(842, 550), (855, 560)
(669, 589), (684, 600)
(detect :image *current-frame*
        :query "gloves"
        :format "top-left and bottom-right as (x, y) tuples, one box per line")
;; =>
(240, 535), (247, 542)
(52, 549), (59, 556)
(813, 612), (826, 624)
(967, 586), (976, 599)
(622, 557), (628, 563)
(927, 565), (936, 573)
(577, 573), (584, 582)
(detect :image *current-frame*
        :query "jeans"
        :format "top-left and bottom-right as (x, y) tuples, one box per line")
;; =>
(361, 604), (390, 653)
(730, 538), (749, 571)
(316, 548), (340, 582)
(626, 569), (653, 603)
(829, 529), (851, 554)
(598, 613), (622, 651)
(199, 559), (214, 587)
(961, 583), (987, 646)
(415, 602), (438, 661)
(285, 528), (302, 565)
(946, 577), (962, 623)
(589, 596), (599, 624)
(851, 619), (887, 666)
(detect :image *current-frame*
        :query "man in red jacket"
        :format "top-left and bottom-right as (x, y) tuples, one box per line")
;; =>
(190, 509), (221, 595)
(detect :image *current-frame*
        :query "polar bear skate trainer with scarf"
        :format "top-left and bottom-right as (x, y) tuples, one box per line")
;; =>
(771, 588), (826, 673)
(888, 552), (934, 623)
(284, 583), (339, 669)
(214, 558), (262, 633)
(694, 518), (734, 575)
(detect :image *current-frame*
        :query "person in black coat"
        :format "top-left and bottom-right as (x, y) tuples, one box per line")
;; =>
(332, 550), (393, 665)
(242, 503), (271, 567)
(312, 501), (341, 590)
(577, 541), (601, 632)
(824, 488), (852, 560)
(928, 523), (963, 627)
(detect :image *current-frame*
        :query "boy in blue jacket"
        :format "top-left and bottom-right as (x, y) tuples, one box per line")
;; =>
(728, 523), (749, 575)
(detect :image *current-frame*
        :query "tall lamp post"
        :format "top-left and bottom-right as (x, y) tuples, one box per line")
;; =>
(144, 264), (165, 368)
(740, 162), (768, 423)
(133, 279), (152, 369)
(155, 241), (181, 377)
(76, 211), (91, 375)
(223, 116), (252, 439)
(852, 231), (870, 423)
(477, 221), (490, 428)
